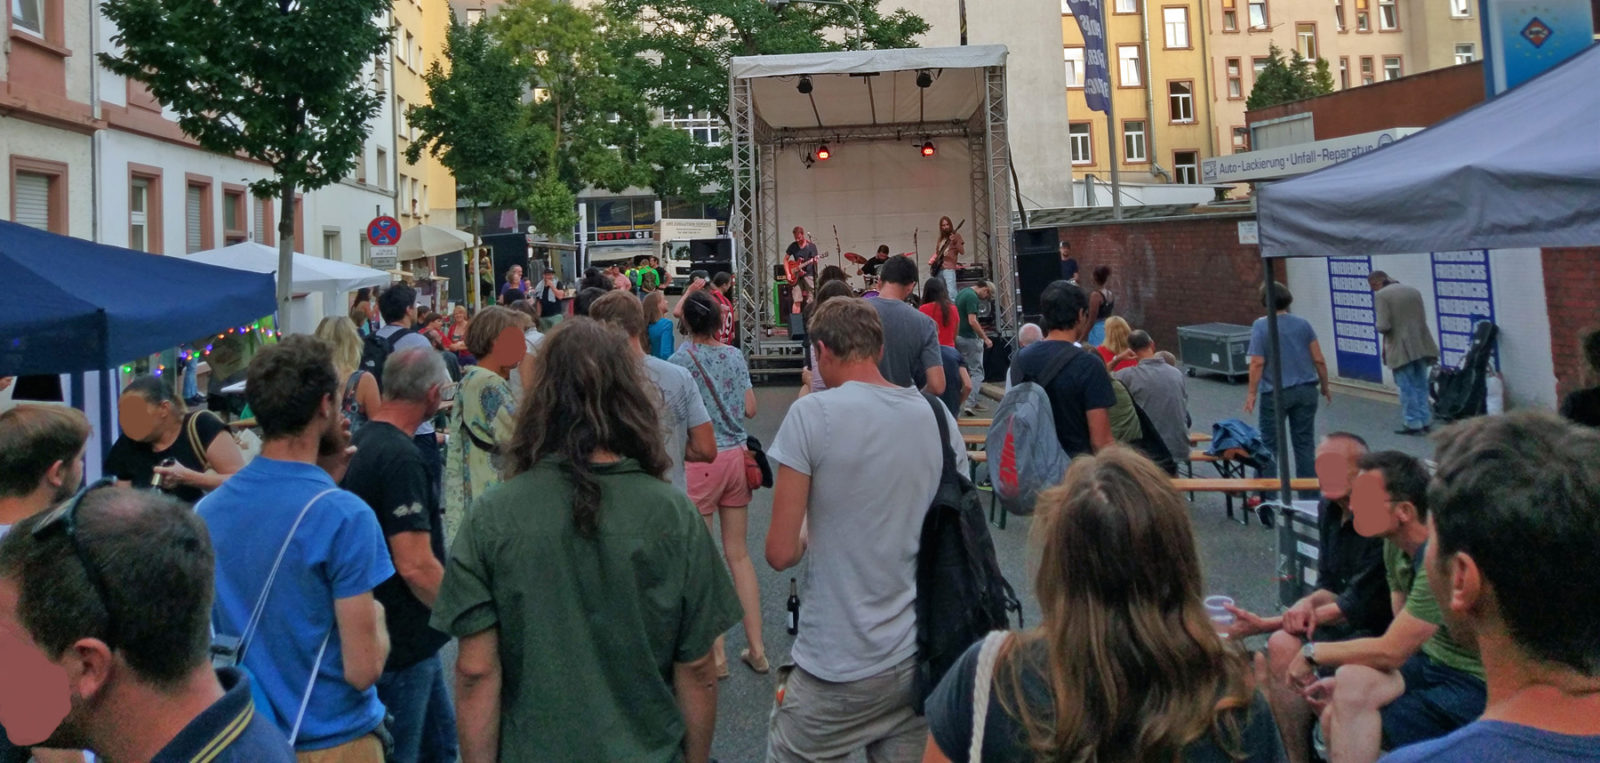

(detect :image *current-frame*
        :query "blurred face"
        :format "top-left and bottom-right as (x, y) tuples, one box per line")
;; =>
(0, 579), (76, 748)
(1350, 469), (1399, 537)
(487, 325), (527, 369)
(117, 392), (173, 443)
(1314, 438), (1363, 502)
(508, 267), (522, 283)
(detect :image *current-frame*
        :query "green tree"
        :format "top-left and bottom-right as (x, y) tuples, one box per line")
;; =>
(606, 0), (930, 202)
(1246, 43), (1335, 110)
(99, 0), (390, 333)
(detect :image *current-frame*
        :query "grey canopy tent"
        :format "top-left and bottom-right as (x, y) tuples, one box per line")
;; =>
(1250, 44), (1600, 509)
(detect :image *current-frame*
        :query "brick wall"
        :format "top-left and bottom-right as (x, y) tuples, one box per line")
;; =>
(1054, 215), (1265, 354)
(1542, 247), (1600, 398)
(1246, 63), (1485, 141)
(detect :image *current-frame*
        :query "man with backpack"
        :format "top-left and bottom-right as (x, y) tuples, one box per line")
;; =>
(765, 297), (968, 763)
(988, 281), (1116, 516)
(369, 285), (442, 498)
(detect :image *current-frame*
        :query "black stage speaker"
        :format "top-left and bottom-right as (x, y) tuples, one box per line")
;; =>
(983, 332), (1012, 384)
(1014, 228), (1061, 319)
(688, 238), (733, 277)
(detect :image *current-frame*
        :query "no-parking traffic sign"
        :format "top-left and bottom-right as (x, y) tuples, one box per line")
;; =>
(368, 216), (402, 247)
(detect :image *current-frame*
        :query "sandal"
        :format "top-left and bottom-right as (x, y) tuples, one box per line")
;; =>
(740, 648), (770, 674)
(716, 658), (730, 680)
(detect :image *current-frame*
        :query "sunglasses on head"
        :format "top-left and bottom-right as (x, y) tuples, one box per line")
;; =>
(30, 477), (121, 649)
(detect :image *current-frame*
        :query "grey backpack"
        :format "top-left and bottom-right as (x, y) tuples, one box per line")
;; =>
(987, 347), (1075, 516)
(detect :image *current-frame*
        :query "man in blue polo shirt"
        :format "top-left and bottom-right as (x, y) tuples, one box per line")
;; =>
(199, 336), (393, 760)
(0, 486), (293, 762)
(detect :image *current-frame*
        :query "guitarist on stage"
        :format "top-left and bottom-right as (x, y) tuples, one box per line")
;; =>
(785, 226), (821, 312)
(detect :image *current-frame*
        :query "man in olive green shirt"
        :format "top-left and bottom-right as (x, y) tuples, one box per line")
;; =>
(431, 458), (742, 762)
(1283, 451), (1486, 762)
(953, 282), (991, 414)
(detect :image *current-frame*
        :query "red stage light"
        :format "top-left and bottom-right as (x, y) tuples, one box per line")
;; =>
(816, 145), (831, 161)
(920, 141), (936, 157)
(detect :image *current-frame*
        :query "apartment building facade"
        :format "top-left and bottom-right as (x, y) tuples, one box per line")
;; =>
(3, 0), (97, 239)
(394, 0), (458, 229)
(1061, 0), (1215, 186)
(1204, 0), (1481, 157)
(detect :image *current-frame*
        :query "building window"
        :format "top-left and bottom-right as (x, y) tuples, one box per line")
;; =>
(1060, 0), (1072, 13)
(1335, 0), (1346, 30)
(1361, 56), (1374, 84)
(11, 0), (44, 35)
(1226, 58), (1242, 98)
(222, 187), (247, 244)
(1383, 56), (1401, 80)
(1173, 151), (1199, 184)
(1378, 0), (1397, 29)
(375, 147), (389, 189)
(1356, 0), (1370, 30)
(465, 7), (484, 24)
(662, 111), (722, 147)
(1232, 126), (1250, 152)
(1063, 47), (1085, 88)
(1163, 7), (1189, 48)
(1114, 0), (1136, 13)
(1253, 57), (1269, 79)
(1449, 0), (1469, 17)
(1118, 45), (1141, 87)
(185, 180), (212, 253)
(1069, 123), (1093, 165)
(128, 169), (162, 253)
(1221, 0), (1237, 31)
(1339, 57), (1350, 89)
(403, 31), (416, 69)
(1248, 0), (1267, 28)
(1296, 23), (1317, 59)
(253, 196), (274, 245)
(1123, 120), (1147, 162)
(323, 229), (341, 259)
(11, 160), (66, 234)
(1454, 43), (1475, 64)
(1168, 81), (1194, 122)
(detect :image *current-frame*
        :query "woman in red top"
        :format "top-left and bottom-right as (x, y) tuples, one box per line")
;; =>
(1096, 316), (1140, 371)
(919, 276), (959, 348)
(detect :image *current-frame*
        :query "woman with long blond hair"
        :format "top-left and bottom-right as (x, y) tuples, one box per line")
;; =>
(1096, 315), (1139, 372)
(314, 315), (381, 433)
(923, 448), (1282, 762)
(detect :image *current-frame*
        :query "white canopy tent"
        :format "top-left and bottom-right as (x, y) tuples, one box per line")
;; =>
(727, 45), (1017, 351)
(1256, 44), (1600, 259)
(182, 242), (392, 331)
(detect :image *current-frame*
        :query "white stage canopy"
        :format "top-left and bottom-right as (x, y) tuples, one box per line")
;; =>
(730, 46), (1006, 131)
(1257, 44), (1600, 259)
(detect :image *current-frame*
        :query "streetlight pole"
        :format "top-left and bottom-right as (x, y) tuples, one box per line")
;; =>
(768, 0), (864, 50)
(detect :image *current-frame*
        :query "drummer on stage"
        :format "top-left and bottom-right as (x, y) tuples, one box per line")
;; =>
(859, 245), (891, 285)
(932, 215), (965, 294)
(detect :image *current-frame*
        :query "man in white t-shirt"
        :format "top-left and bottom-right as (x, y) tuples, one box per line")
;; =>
(588, 292), (715, 491)
(765, 297), (967, 762)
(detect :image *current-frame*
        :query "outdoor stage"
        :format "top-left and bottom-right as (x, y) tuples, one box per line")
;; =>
(727, 45), (1018, 354)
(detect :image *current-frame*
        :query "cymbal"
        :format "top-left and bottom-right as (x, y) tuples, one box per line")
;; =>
(843, 252), (866, 264)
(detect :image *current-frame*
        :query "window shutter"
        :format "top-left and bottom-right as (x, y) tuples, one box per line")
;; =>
(15, 173), (51, 230)
(186, 186), (204, 252)
(254, 197), (267, 241)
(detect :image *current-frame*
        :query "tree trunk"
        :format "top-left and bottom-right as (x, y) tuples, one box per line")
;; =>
(277, 183), (296, 334)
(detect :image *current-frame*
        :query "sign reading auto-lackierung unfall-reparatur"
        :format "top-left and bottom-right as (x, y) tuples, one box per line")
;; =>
(1481, 0), (1594, 96)
(1064, 0), (1110, 113)
(1201, 128), (1422, 184)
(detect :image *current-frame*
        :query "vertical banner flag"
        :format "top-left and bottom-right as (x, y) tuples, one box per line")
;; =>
(1481, 0), (1595, 95)
(1065, 0), (1111, 112)
(1430, 250), (1498, 369)
(1326, 256), (1384, 384)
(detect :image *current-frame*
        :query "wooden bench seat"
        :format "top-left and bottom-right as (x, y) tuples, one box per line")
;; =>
(1189, 432), (1212, 444)
(959, 418), (992, 428)
(1171, 477), (1318, 493)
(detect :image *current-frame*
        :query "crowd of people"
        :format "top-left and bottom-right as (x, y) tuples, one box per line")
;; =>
(1, 241), (1598, 763)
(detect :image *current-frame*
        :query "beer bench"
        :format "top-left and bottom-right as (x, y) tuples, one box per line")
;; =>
(1172, 477), (1320, 526)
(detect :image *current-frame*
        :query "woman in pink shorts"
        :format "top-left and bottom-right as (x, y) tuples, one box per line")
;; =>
(670, 290), (768, 676)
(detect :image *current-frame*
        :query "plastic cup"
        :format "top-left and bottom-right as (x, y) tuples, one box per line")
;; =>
(1204, 595), (1236, 636)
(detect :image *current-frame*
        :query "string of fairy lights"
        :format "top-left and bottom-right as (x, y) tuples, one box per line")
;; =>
(119, 321), (281, 377)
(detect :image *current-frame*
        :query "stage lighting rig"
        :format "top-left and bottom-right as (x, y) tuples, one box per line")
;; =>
(920, 140), (936, 157)
(815, 144), (831, 161)
(797, 75), (813, 94)
(916, 69), (933, 88)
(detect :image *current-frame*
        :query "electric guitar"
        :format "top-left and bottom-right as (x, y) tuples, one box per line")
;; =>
(785, 252), (819, 285)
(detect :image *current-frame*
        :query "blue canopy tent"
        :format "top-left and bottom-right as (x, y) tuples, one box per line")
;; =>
(1250, 44), (1600, 507)
(0, 218), (277, 462)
